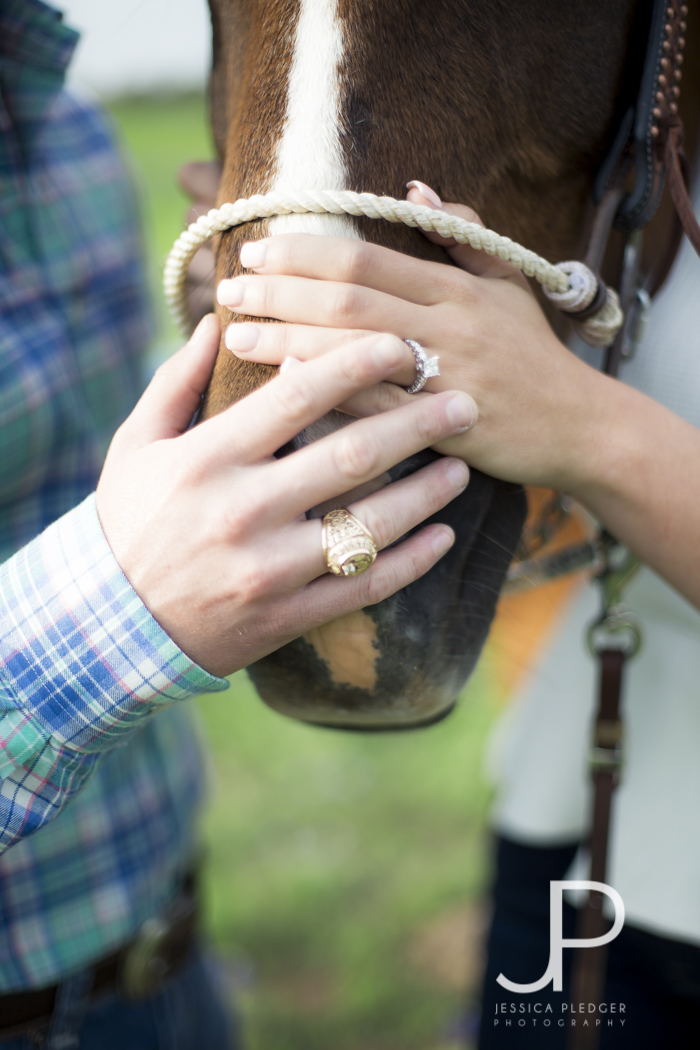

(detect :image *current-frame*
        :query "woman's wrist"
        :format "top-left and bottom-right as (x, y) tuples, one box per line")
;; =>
(559, 377), (700, 581)
(552, 368), (641, 502)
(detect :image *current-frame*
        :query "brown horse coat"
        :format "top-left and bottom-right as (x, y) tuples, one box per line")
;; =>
(201, 0), (699, 727)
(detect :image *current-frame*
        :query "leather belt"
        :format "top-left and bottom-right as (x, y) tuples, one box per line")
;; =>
(0, 874), (198, 1038)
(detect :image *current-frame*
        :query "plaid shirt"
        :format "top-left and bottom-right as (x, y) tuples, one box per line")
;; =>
(0, 0), (227, 990)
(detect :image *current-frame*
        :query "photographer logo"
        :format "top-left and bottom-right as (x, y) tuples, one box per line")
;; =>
(496, 880), (625, 994)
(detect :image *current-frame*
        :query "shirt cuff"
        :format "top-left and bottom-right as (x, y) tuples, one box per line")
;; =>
(0, 493), (228, 753)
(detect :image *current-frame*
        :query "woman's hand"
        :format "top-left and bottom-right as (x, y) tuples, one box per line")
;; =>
(216, 185), (610, 495)
(96, 315), (473, 678)
(217, 186), (700, 612)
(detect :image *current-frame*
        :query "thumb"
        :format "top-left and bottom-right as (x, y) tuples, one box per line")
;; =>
(121, 313), (221, 448)
(406, 180), (528, 284)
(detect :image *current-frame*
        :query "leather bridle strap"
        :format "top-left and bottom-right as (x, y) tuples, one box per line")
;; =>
(567, 531), (641, 1050)
(566, 5), (696, 1046)
(568, 649), (630, 1050)
(597, 0), (691, 238)
(665, 119), (700, 254)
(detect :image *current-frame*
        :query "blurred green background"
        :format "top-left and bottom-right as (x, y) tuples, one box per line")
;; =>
(107, 93), (503, 1050)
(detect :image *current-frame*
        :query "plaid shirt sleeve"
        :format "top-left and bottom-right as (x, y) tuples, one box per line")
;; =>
(0, 493), (229, 851)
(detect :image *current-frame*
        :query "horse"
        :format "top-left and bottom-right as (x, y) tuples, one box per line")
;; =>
(200, 0), (700, 729)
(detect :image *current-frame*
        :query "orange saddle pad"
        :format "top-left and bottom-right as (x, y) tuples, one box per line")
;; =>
(488, 487), (592, 701)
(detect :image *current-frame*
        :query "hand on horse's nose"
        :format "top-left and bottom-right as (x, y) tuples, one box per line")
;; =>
(95, 316), (469, 678)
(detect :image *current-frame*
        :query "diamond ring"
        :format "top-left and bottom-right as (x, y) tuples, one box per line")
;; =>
(404, 339), (440, 394)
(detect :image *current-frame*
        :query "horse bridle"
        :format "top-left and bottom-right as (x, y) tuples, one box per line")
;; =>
(508, 2), (698, 589)
(521, 4), (700, 1046)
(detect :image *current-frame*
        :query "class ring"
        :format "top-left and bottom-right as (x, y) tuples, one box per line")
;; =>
(322, 509), (378, 576)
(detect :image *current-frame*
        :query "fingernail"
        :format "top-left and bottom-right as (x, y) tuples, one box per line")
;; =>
(446, 393), (478, 432)
(280, 356), (301, 374)
(193, 313), (219, 339)
(240, 240), (268, 269)
(226, 322), (260, 352)
(217, 278), (245, 307)
(406, 180), (443, 209)
(432, 526), (454, 556)
(445, 459), (469, 490)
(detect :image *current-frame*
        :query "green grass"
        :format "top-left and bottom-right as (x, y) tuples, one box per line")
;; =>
(106, 92), (501, 1050)
(196, 667), (499, 1050)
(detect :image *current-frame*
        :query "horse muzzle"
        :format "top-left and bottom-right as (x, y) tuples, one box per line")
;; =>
(247, 453), (527, 731)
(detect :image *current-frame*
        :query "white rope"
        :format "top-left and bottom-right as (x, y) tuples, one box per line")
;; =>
(545, 260), (599, 312)
(572, 286), (623, 349)
(164, 189), (623, 347)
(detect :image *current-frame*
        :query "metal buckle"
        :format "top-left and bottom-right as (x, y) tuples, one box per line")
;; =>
(119, 889), (196, 1000)
(120, 916), (173, 1000)
(589, 719), (624, 782)
(588, 744), (624, 785)
(585, 542), (642, 657)
(505, 539), (602, 593)
(623, 287), (651, 359)
(586, 608), (642, 658)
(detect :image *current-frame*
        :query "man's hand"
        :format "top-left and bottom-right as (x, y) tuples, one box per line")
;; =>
(96, 315), (474, 677)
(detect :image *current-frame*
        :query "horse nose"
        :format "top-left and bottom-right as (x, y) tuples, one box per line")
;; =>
(247, 469), (527, 731)
(304, 610), (380, 691)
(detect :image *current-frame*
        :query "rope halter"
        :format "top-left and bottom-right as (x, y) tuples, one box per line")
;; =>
(164, 189), (623, 349)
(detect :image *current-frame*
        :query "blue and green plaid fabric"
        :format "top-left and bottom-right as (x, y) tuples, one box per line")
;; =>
(0, 0), (228, 990)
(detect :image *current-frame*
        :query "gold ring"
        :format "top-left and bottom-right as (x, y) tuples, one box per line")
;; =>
(321, 509), (378, 576)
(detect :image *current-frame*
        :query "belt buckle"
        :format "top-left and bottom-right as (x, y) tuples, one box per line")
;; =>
(120, 915), (173, 1000)
(119, 890), (196, 1001)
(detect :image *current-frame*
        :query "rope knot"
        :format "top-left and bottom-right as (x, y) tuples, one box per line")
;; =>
(542, 261), (624, 349)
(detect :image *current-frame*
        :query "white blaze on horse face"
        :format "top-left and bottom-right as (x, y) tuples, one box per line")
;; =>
(268, 0), (358, 241)
(270, 0), (384, 693)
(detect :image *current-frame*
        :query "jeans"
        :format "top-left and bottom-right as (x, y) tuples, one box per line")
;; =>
(1, 948), (238, 1050)
(478, 836), (700, 1049)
